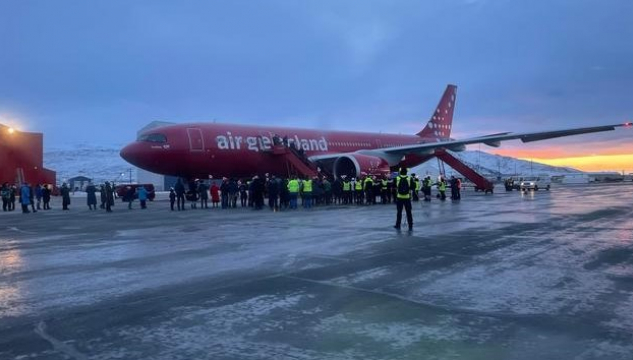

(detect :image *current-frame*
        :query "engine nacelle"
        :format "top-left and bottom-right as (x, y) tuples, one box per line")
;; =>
(333, 154), (391, 179)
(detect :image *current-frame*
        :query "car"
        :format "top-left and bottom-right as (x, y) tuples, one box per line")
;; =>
(115, 184), (156, 201)
(519, 176), (551, 191)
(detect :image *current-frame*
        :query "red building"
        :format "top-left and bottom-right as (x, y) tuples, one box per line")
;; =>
(0, 123), (56, 186)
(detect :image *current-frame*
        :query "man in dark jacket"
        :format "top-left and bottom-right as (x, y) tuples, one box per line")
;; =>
(267, 176), (279, 211)
(86, 182), (97, 210)
(174, 178), (186, 211)
(60, 183), (71, 210)
(42, 184), (51, 210)
(105, 182), (114, 212)
(252, 175), (265, 210)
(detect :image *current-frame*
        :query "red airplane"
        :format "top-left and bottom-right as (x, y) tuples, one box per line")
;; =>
(120, 85), (631, 180)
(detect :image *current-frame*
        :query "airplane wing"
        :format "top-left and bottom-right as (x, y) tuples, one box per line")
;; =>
(309, 122), (631, 165)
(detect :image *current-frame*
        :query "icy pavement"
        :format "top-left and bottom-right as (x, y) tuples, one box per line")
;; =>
(1, 184), (633, 359)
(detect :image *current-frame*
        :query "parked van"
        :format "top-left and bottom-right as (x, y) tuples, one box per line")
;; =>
(519, 176), (551, 191)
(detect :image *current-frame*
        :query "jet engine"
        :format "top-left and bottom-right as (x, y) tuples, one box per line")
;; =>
(332, 154), (391, 179)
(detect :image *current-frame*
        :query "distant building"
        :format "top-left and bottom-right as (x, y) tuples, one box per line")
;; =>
(0, 123), (56, 186)
(68, 175), (92, 191)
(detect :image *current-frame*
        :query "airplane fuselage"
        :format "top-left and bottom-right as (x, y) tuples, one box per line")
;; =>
(121, 123), (432, 179)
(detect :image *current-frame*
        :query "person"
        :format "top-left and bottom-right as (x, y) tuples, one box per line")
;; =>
(364, 175), (374, 205)
(267, 175), (279, 211)
(220, 178), (230, 209)
(228, 178), (239, 208)
(322, 177), (332, 205)
(210, 183), (220, 208)
(20, 182), (31, 214)
(381, 177), (389, 204)
(279, 178), (290, 210)
(42, 184), (51, 210)
(394, 168), (414, 231)
(455, 177), (462, 200)
(1, 183), (10, 211)
(302, 177), (313, 209)
(9, 185), (17, 211)
(238, 180), (247, 207)
(138, 185), (148, 209)
(35, 184), (43, 210)
(124, 186), (136, 209)
(99, 184), (107, 209)
(438, 177), (447, 201)
(169, 187), (176, 210)
(422, 176), (432, 202)
(198, 181), (209, 209)
(354, 177), (363, 205)
(252, 175), (265, 210)
(287, 175), (299, 209)
(60, 183), (71, 210)
(332, 177), (342, 205)
(86, 182), (97, 210)
(187, 185), (198, 209)
(105, 182), (114, 212)
(174, 178), (186, 211)
(411, 174), (420, 202)
(342, 176), (351, 204)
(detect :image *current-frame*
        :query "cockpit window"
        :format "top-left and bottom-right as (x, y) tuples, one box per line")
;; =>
(137, 133), (167, 143)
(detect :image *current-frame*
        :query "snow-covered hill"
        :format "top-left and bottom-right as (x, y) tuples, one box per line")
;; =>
(412, 150), (579, 178)
(44, 145), (579, 184)
(44, 143), (135, 184)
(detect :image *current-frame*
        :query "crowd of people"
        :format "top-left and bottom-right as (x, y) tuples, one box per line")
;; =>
(1, 173), (463, 219)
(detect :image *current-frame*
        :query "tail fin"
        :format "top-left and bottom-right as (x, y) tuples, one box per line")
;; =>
(416, 84), (457, 139)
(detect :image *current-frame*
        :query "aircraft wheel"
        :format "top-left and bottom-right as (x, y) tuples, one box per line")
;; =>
(534, 186), (539, 191)
(546, 185), (550, 191)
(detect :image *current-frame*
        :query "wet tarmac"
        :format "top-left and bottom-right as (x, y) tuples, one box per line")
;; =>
(1, 184), (633, 359)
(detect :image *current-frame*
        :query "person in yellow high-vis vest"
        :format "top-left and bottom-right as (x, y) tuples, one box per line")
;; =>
(302, 177), (313, 209)
(287, 176), (300, 209)
(354, 177), (364, 205)
(394, 168), (414, 231)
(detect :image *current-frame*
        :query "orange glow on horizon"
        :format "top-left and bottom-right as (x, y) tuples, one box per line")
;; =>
(519, 154), (633, 173)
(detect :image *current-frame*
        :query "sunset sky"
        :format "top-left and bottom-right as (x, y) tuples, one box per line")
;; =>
(1, 0), (632, 172)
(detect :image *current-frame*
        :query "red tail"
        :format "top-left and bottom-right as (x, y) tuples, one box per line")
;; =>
(416, 84), (457, 139)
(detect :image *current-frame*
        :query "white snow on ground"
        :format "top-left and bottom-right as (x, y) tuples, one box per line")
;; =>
(89, 293), (369, 360)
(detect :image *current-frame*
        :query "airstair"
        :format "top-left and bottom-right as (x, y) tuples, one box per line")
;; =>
(435, 150), (494, 193)
(269, 144), (319, 178)
(15, 167), (25, 184)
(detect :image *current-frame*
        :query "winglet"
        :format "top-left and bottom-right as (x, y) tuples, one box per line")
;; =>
(416, 84), (457, 139)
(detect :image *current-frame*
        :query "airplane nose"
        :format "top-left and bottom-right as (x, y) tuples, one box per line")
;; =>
(120, 143), (141, 166)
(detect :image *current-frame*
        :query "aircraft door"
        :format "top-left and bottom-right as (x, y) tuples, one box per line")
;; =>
(187, 128), (205, 152)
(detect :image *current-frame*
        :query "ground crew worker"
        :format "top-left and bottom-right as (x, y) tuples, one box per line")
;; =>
(342, 176), (351, 204)
(411, 174), (420, 202)
(355, 177), (363, 205)
(302, 177), (313, 208)
(364, 176), (374, 205)
(394, 168), (414, 231)
(288, 176), (299, 209)
(438, 178), (447, 201)
(423, 176), (432, 201)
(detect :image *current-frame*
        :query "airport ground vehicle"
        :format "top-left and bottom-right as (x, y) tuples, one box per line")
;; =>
(519, 176), (551, 191)
(115, 184), (156, 201)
